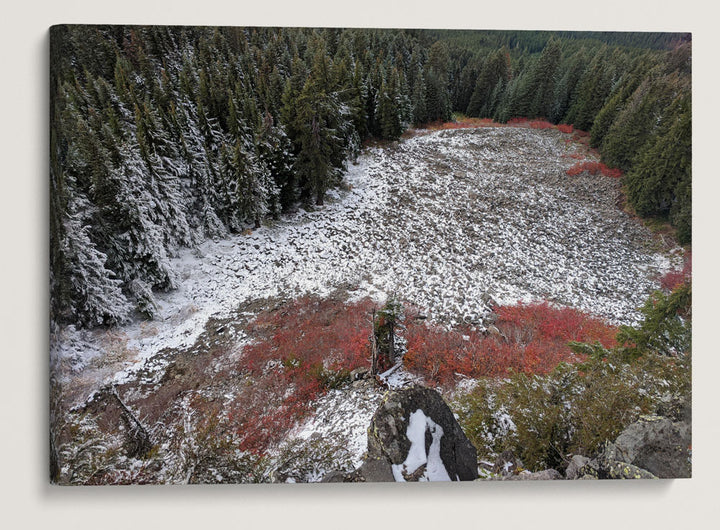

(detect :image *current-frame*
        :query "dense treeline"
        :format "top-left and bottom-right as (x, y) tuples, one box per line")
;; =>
(50, 26), (691, 328)
(428, 29), (689, 55)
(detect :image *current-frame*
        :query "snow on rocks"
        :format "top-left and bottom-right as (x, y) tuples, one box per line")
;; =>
(364, 386), (478, 481)
(167, 126), (673, 332)
(284, 383), (385, 469)
(52, 126), (677, 403)
(392, 409), (452, 482)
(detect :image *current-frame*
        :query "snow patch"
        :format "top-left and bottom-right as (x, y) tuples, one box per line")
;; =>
(288, 386), (384, 468)
(392, 409), (451, 482)
(52, 127), (680, 407)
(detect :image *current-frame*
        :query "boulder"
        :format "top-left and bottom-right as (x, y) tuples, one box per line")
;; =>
(491, 468), (563, 481)
(319, 471), (347, 483)
(565, 454), (599, 480)
(610, 415), (691, 478)
(655, 395), (691, 424)
(362, 386), (478, 482)
(601, 459), (658, 480)
(589, 414), (691, 479)
(356, 456), (396, 482)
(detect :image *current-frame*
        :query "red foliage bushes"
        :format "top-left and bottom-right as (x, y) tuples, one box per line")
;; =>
(496, 302), (617, 347)
(435, 117), (556, 130)
(566, 161), (622, 179)
(529, 120), (555, 130)
(424, 117), (583, 137)
(427, 117), (498, 130)
(659, 253), (692, 292)
(225, 294), (620, 449)
(242, 296), (372, 374)
(506, 117), (530, 126)
(229, 296), (374, 453)
(404, 302), (617, 387)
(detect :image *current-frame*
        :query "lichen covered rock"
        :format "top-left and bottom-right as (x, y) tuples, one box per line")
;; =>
(607, 415), (691, 478)
(565, 454), (599, 480)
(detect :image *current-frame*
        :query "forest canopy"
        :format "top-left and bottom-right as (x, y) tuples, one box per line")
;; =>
(49, 26), (691, 328)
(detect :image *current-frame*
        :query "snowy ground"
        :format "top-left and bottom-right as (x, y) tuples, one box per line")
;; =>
(50, 126), (681, 480)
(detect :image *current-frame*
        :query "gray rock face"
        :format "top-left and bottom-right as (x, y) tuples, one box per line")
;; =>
(609, 415), (691, 478)
(319, 386), (478, 482)
(583, 414), (692, 480)
(600, 457), (659, 480)
(357, 456), (397, 482)
(364, 386), (478, 481)
(565, 455), (594, 480)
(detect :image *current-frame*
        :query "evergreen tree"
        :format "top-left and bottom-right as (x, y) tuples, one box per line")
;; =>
(455, 55), (481, 114)
(232, 140), (276, 228)
(624, 95), (691, 238)
(564, 47), (615, 130)
(551, 47), (587, 123)
(396, 69), (413, 128)
(257, 114), (297, 214)
(411, 70), (428, 125)
(170, 98), (228, 239)
(376, 70), (403, 140)
(529, 38), (562, 119)
(56, 190), (132, 326)
(279, 55), (308, 141)
(495, 74), (522, 122)
(348, 61), (369, 139)
(602, 72), (680, 171)
(466, 47), (510, 117)
(291, 50), (349, 205)
(589, 71), (643, 148)
(671, 173), (692, 245)
(424, 41), (452, 122)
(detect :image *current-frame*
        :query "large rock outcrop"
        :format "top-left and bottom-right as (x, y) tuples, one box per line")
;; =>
(566, 414), (691, 480)
(365, 386), (478, 481)
(323, 386), (478, 482)
(599, 415), (691, 479)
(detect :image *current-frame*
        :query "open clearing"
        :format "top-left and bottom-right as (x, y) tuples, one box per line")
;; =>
(50, 126), (682, 482)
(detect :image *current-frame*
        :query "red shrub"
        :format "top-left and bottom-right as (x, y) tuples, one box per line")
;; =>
(495, 302), (617, 347)
(507, 117), (530, 126)
(404, 302), (617, 387)
(243, 296), (372, 373)
(230, 296), (374, 453)
(566, 161), (622, 179)
(424, 118), (585, 138)
(659, 253), (692, 291)
(427, 117), (499, 130)
(529, 120), (555, 130)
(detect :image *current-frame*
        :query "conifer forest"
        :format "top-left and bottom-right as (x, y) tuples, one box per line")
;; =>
(49, 26), (692, 485)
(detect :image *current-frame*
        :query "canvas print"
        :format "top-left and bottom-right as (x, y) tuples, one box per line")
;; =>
(49, 25), (691, 484)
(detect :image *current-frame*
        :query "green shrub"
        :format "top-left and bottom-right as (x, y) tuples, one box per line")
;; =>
(311, 365), (352, 390)
(616, 283), (691, 359)
(452, 349), (690, 472)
